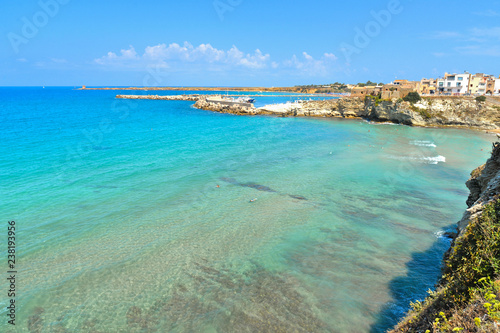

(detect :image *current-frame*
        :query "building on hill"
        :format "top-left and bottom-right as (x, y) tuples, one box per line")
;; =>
(468, 74), (490, 95)
(389, 80), (419, 89)
(350, 85), (382, 98)
(379, 80), (418, 99)
(442, 72), (470, 95)
(381, 84), (414, 99)
(417, 78), (437, 95)
(435, 73), (471, 95)
(486, 77), (497, 95)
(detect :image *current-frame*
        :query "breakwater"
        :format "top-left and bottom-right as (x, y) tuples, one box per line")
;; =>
(116, 94), (202, 101)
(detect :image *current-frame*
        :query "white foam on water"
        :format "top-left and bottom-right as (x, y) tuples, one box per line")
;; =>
(364, 120), (401, 126)
(434, 230), (445, 238)
(410, 140), (437, 148)
(386, 155), (446, 164)
(421, 155), (446, 164)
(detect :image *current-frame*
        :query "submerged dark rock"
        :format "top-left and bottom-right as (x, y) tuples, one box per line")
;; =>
(219, 177), (308, 200)
(240, 182), (277, 192)
(27, 307), (44, 333)
(219, 177), (277, 192)
(289, 194), (307, 200)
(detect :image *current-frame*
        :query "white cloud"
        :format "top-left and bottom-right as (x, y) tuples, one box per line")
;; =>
(94, 42), (339, 78)
(282, 52), (338, 76)
(228, 47), (270, 68)
(455, 45), (500, 56)
(324, 53), (338, 61)
(470, 27), (500, 40)
(429, 27), (500, 41)
(473, 9), (500, 17)
(95, 45), (138, 65)
(96, 42), (270, 69)
(302, 52), (314, 61)
(430, 26), (500, 57)
(429, 31), (462, 39)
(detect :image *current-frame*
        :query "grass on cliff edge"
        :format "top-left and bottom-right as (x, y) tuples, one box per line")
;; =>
(391, 199), (500, 333)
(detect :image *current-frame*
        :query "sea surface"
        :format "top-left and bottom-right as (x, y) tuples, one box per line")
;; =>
(0, 87), (494, 332)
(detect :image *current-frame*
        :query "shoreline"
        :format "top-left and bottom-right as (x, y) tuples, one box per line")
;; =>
(82, 86), (322, 94)
(115, 93), (500, 132)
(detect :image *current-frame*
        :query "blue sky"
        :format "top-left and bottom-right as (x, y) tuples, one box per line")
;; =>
(1, 0), (499, 86)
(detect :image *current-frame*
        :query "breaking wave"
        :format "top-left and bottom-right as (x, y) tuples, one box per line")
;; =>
(410, 140), (437, 148)
(387, 155), (446, 164)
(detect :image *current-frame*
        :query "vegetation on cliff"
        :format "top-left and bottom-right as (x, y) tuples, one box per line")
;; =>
(391, 144), (500, 333)
(403, 92), (422, 104)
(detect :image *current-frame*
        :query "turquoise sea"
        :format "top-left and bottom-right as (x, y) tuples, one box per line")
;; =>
(0, 87), (495, 332)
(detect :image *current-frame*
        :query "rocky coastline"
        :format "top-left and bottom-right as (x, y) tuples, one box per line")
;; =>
(198, 96), (500, 131)
(391, 141), (500, 332)
(116, 94), (500, 130)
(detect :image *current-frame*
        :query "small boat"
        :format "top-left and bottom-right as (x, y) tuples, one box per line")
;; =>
(234, 97), (255, 103)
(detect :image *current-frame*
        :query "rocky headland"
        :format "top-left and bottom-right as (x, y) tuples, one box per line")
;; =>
(194, 96), (500, 130)
(117, 94), (500, 130)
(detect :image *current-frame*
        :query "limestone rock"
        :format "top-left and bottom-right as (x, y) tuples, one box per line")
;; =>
(458, 142), (500, 231)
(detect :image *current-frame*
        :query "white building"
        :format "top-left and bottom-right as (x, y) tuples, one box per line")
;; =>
(441, 73), (470, 95)
(495, 76), (500, 95)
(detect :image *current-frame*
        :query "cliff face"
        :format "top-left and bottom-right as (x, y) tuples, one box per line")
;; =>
(116, 93), (500, 131)
(458, 142), (500, 231)
(301, 97), (500, 129)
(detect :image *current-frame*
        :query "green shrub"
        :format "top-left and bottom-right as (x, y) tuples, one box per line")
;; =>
(444, 199), (500, 303)
(476, 96), (487, 102)
(410, 105), (431, 119)
(403, 92), (422, 103)
(391, 198), (500, 332)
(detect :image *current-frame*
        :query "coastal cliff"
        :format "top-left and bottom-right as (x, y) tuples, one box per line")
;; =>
(116, 94), (500, 131)
(284, 97), (500, 130)
(391, 142), (500, 332)
(193, 96), (500, 130)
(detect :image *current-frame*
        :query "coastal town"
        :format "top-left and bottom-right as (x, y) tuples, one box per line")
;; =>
(349, 72), (500, 99)
(84, 71), (500, 101)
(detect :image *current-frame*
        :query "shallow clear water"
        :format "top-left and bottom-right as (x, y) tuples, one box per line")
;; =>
(0, 87), (494, 332)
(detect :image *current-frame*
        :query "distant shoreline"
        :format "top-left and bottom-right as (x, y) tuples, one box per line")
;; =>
(79, 86), (352, 95)
(80, 86), (297, 92)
